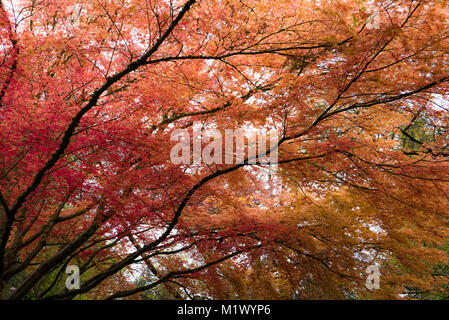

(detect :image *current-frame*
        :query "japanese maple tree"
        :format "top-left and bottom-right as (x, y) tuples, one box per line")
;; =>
(1, 0), (449, 300)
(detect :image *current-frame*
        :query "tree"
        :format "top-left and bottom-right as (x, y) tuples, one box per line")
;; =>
(1, 0), (449, 300)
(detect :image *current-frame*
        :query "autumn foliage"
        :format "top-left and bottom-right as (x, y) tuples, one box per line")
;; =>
(1, 0), (449, 300)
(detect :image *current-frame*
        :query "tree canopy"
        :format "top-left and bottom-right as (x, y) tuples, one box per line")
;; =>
(1, 0), (449, 300)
